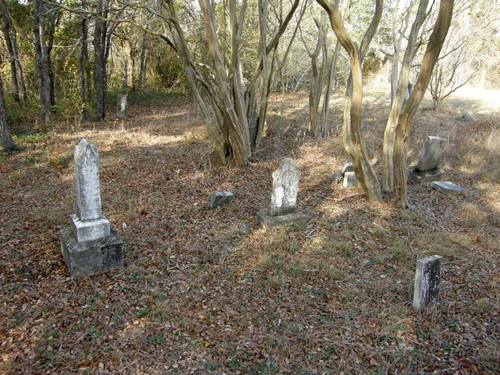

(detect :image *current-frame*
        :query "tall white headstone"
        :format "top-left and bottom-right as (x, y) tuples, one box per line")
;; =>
(71, 139), (110, 242)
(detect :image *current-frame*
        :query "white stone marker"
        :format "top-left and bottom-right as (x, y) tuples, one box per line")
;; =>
(343, 171), (358, 189)
(61, 138), (124, 277)
(258, 158), (309, 228)
(270, 158), (300, 216)
(71, 139), (111, 242)
(413, 255), (442, 311)
(117, 93), (127, 119)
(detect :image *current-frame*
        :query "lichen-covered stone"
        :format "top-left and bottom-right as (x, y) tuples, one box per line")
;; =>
(60, 227), (124, 277)
(71, 214), (111, 242)
(74, 139), (104, 221)
(208, 191), (235, 209)
(413, 255), (442, 310)
(270, 158), (300, 216)
(257, 210), (310, 228)
(416, 136), (446, 172)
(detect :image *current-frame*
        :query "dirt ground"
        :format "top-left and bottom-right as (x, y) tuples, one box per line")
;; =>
(0, 89), (498, 374)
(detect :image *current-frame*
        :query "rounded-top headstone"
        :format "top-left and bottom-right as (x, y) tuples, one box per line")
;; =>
(270, 158), (300, 216)
(416, 136), (446, 172)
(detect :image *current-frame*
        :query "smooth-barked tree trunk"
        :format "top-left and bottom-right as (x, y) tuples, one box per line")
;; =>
(160, 0), (299, 166)
(383, 0), (429, 193)
(317, 0), (383, 202)
(392, 0), (454, 208)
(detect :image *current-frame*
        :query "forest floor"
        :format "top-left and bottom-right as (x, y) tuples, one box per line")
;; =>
(0, 89), (499, 374)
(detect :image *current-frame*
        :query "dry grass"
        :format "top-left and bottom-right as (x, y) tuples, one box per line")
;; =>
(0, 90), (498, 374)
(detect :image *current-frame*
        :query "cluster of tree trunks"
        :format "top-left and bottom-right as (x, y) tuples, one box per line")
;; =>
(304, 15), (340, 138)
(0, 0), (26, 105)
(33, 0), (59, 120)
(391, 0), (454, 208)
(158, 0), (300, 166)
(0, 0), (455, 209)
(317, 0), (383, 202)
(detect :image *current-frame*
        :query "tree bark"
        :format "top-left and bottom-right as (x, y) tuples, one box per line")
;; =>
(93, 0), (108, 120)
(45, 5), (60, 107)
(79, 1), (91, 119)
(33, 0), (52, 120)
(0, 72), (16, 152)
(0, 0), (26, 105)
(317, 0), (383, 202)
(138, 32), (148, 89)
(392, 0), (454, 208)
(383, 0), (430, 193)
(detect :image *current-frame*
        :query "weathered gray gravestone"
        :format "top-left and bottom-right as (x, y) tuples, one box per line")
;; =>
(117, 93), (127, 119)
(208, 191), (235, 209)
(270, 158), (299, 216)
(60, 139), (124, 277)
(417, 136), (446, 172)
(258, 158), (309, 227)
(413, 255), (442, 310)
(409, 136), (446, 183)
(343, 171), (358, 189)
(341, 162), (354, 176)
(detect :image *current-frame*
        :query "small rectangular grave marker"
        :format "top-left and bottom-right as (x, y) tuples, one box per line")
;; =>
(258, 158), (309, 228)
(413, 255), (442, 310)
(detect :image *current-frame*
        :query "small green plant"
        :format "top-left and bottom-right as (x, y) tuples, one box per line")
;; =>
(149, 333), (165, 346)
(48, 152), (72, 170)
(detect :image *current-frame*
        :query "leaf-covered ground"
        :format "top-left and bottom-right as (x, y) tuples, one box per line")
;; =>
(1, 90), (498, 374)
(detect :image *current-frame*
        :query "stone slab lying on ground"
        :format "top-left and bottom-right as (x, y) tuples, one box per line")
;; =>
(413, 255), (442, 311)
(343, 171), (358, 189)
(257, 210), (310, 228)
(208, 191), (235, 209)
(432, 181), (466, 194)
(60, 227), (124, 278)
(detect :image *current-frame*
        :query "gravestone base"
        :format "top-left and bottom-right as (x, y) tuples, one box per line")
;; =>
(71, 214), (111, 242)
(408, 166), (444, 183)
(257, 209), (310, 228)
(60, 227), (124, 277)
